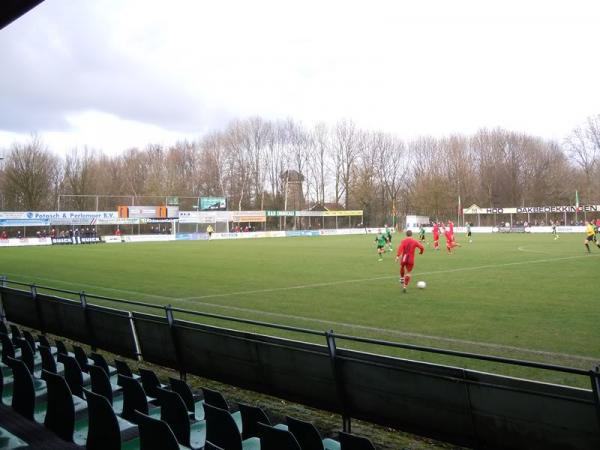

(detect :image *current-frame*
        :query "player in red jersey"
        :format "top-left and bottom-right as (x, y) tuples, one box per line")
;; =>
(443, 226), (457, 254)
(448, 220), (454, 238)
(395, 230), (424, 293)
(432, 222), (440, 250)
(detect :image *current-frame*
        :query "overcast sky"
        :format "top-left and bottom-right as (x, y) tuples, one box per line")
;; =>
(1, 0), (599, 156)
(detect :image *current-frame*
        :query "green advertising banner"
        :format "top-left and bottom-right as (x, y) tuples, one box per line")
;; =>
(200, 197), (227, 211)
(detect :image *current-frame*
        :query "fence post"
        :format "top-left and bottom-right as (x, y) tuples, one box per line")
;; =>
(591, 366), (600, 431)
(165, 305), (186, 381)
(80, 291), (97, 351)
(30, 283), (46, 334)
(325, 330), (351, 433)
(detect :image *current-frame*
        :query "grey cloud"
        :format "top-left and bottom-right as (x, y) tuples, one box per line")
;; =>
(0, 1), (231, 135)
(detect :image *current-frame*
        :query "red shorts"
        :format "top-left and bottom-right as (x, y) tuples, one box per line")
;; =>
(433, 235), (439, 241)
(400, 262), (414, 272)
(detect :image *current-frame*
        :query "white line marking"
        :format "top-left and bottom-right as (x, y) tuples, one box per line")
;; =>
(517, 246), (551, 254)
(180, 253), (599, 301)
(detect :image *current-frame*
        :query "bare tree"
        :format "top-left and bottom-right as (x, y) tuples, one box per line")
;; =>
(2, 137), (60, 210)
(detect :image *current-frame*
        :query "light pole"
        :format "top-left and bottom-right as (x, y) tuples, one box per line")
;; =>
(0, 156), (4, 211)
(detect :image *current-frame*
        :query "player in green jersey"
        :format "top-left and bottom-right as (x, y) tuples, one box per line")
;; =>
(385, 226), (393, 252)
(375, 233), (387, 261)
(418, 225), (426, 244)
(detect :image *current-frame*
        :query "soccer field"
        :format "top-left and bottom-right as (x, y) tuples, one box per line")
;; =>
(1, 232), (599, 387)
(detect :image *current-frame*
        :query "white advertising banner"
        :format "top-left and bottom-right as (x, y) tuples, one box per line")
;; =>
(463, 204), (600, 215)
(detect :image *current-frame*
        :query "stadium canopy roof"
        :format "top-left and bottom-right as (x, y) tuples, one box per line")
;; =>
(0, 0), (45, 30)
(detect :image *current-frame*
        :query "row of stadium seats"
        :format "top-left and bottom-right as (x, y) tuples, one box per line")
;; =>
(1, 321), (377, 450)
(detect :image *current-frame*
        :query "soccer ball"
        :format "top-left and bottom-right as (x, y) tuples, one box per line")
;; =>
(417, 281), (426, 289)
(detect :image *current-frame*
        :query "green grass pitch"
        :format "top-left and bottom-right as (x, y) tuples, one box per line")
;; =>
(1, 232), (598, 387)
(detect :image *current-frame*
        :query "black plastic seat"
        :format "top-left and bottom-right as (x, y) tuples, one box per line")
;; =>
(5, 356), (35, 421)
(22, 330), (38, 354)
(63, 355), (91, 398)
(89, 364), (124, 417)
(84, 388), (137, 450)
(39, 345), (64, 380)
(156, 387), (205, 449)
(287, 416), (340, 450)
(139, 367), (167, 401)
(202, 387), (242, 432)
(89, 352), (117, 377)
(257, 422), (301, 450)
(43, 369), (87, 445)
(135, 410), (183, 450)
(119, 374), (160, 424)
(204, 403), (259, 450)
(37, 334), (58, 355)
(73, 345), (94, 373)
(115, 359), (140, 386)
(9, 324), (22, 345)
(14, 337), (35, 376)
(169, 377), (204, 420)
(338, 432), (376, 450)
(1, 332), (18, 365)
(238, 402), (287, 439)
(0, 321), (8, 335)
(55, 339), (74, 359)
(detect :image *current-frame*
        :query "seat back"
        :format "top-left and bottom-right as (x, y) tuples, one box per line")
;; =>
(0, 320), (8, 335)
(157, 387), (192, 447)
(1, 332), (16, 364)
(10, 324), (22, 345)
(258, 422), (302, 450)
(39, 345), (58, 379)
(84, 388), (122, 450)
(287, 416), (325, 450)
(63, 355), (85, 398)
(37, 334), (51, 348)
(202, 387), (230, 411)
(89, 352), (111, 376)
(44, 369), (75, 442)
(238, 402), (271, 439)
(15, 337), (35, 375)
(135, 410), (181, 450)
(115, 359), (134, 377)
(119, 374), (149, 423)
(339, 432), (376, 450)
(55, 339), (69, 357)
(169, 377), (196, 414)
(139, 368), (162, 399)
(204, 403), (243, 450)
(89, 364), (114, 405)
(22, 330), (37, 354)
(6, 356), (35, 420)
(73, 345), (90, 373)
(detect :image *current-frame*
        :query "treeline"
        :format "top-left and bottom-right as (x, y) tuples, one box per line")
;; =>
(1, 115), (599, 225)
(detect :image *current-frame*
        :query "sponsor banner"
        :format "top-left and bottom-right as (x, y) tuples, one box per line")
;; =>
(122, 235), (175, 243)
(528, 226), (586, 234)
(319, 228), (367, 236)
(295, 210), (324, 217)
(231, 211), (266, 223)
(285, 230), (320, 237)
(200, 197), (227, 210)
(96, 217), (140, 225)
(464, 204), (600, 215)
(266, 210), (295, 217)
(0, 219), (50, 227)
(175, 233), (209, 241)
(322, 210), (363, 217)
(102, 236), (124, 243)
(0, 211), (118, 221)
(0, 237), (53, 247)
(178, 211), (228, 223)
